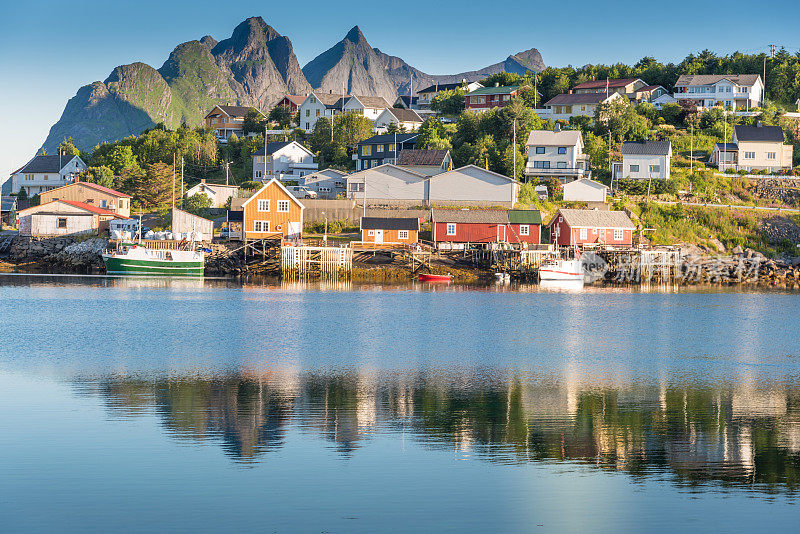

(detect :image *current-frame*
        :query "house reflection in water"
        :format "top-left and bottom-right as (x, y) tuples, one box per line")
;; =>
(76, 371), (800, 490)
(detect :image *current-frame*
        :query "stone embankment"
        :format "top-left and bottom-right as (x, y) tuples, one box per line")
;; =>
(679, 246), (800, 286)
(6, 236), (107, 273)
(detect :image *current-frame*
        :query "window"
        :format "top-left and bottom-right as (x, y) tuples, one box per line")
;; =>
(388, 144), (395, 152)
(557, 162), (567, 169)
(535, 147), (545, 154)
(532, 161), (550, 169)
(334, 181), (345, 188)
(649, 165), (660, 173)
(558, 147), (567, 154)
(519, 225), (529, 236)
(579, 228), (587, 240)
(446, 223), (457, 236)
(277, 200), (289, 212)
(57, 217), (67, 228)
(630, 165), (640, 172)
(597, 228), (605, 239)
(362, 145), (372, 156)
(377, 145), (384, 152)
(614, 229), (624, 241)
(368, 230), (375, 236)
(254, 221), (270, 232)
(315, 109), (320, 117)
(398, 230), (409, 240)
(100, 200), (107, 208)
(257, 199), (270, 212)
(350, 182), (364, 192)
(255, 170), (262, 178)
(767, 152), (776, 160)
(305, 109), (310, 117)
(744, 152), (755, 159)
(305, 123), (310, 130)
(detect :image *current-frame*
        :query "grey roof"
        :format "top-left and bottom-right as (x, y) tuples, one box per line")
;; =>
(314, 92), (347, 106)
(1, 196), (16, 212)
(18, 155), (77, 174)
(526, 130), (583, 147)
(734, 125), (784, 143)
(418, 82), (472, 94)
(674, 74), (761, 87)
(431, 209), (510, 224)
(386, 108), (423, 123)
(358, 133), (419, 146)
(218, 105), (256, 117)
(352, 95), (392, 109)
(397, 149), (449, 166)
(544, 92), (614, 106)
(714, 143), (739, 151)
(361, 217), (419, 231)
(302, 168), (348, 184)
(621, 140), (671, 156)
(554, 209), (635, 229)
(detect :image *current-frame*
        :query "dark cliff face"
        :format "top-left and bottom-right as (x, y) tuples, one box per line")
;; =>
(302, 26), (400, 102)
(42, 17), (310, 152)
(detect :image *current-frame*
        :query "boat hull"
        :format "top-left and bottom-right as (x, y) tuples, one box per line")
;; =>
(418, 274), (452, 283)
(539, 260), (584, 282)
(103, 256), (204, 276)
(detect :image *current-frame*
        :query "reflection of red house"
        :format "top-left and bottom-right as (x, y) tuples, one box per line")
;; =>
(548, 209), (635, 247)
(431, 209), (541, 245)
(275, 95), (305, 113)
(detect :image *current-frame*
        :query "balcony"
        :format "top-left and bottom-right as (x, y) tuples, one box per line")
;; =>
(525, 164), (589, 179)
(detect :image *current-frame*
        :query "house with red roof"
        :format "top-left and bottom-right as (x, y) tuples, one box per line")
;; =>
(572, 78), (647, 98)
(39, 181), (131, 217)
(275, 95), (306, 114)
(16, 199), (123, 237)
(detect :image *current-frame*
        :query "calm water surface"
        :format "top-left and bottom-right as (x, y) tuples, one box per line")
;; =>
(1, 274), (799, 533)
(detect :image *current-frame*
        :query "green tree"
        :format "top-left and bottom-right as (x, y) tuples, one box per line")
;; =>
(106, 145), (139, 176)
(134, 163), (173, 211)
(85, 166), (116, 189)
(268, 106), (292, 129)
(184, 193), (213, 217)
(58, 137), (80, 156)
(243, 108), (266, 135)
(430, 88), (466, 115)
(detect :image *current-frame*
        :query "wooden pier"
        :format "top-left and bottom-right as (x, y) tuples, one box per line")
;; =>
(280, 245), (352, 276)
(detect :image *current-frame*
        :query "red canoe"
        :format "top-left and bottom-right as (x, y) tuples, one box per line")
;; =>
(418, 273), (452, 283)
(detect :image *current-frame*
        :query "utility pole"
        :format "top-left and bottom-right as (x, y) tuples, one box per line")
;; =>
(512, 118), (517, 181)
(690, 122), (694, 176)
(723, 108), (727, 172)
(225, 160), (229, 185)
(180, 156), (184, 209)
(172, 153), (175, 209)
(264, 124), (268, 181)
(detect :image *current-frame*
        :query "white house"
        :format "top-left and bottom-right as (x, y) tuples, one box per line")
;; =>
(651, 93), (678, 110)
(673, 74), (763, 111)
(525, 129), (590, 183)
(374, 108), (424, 132)
(185, 179), (240, 208)
(541, 91), (624, 121)
(298, 91), (347, 132)
(203, 105), (264, 142)
(252, 141), (318, 182)
(346, 163), (520, 207)
(563, 178), (608, 203)
(11, 154), (87, 196)
(613, 141), (672, 181)
(710, 124), (793, 172)
(342, 95), (392, 122)
(300, 169), (348, 199)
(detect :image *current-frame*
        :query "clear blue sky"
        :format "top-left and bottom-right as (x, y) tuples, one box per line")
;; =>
(1, 0), (798, 181)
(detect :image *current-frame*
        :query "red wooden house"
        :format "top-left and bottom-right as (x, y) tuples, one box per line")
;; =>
(464, 85), (519, 112)
(431, 209), (541, 246)
(275, 95), (306, 114)
(548, 209), (635, 247)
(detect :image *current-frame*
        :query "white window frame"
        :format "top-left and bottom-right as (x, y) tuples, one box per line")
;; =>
(650, 165), (660, 173)
(519, 225), (529, 236)
(254, 220), (270, 233)
(446, 223), (457, 236)
(257, 199), (270, 212)
(614, 228), (624, 241)
(579, 228), (587, 240)
(398, 230), (409, 240)
(368, 230), (375, 236)
(277, 200), (289, 212)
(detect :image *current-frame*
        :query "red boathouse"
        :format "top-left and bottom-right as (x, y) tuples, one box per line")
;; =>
(431, 209), (541, 245)
(548, 208), (635, 247)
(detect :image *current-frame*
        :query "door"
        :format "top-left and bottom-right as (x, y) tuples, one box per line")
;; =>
(374, 229), (383, 244)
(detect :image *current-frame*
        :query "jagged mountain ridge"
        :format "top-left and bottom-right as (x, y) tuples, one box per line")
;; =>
(43, 19), (545, 153)
(42, 17), (311, 152)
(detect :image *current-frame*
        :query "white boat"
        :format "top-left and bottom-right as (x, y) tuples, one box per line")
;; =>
(539, 259), (584, 282)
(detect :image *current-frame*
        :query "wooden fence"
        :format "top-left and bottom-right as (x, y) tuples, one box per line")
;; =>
(280, 245), (353, 276)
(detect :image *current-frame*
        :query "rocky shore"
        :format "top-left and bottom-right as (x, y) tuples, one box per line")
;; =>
(2, 235), (799, 287)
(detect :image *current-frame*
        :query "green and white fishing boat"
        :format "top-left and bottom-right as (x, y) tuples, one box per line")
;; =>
(102, 244), (205, 276)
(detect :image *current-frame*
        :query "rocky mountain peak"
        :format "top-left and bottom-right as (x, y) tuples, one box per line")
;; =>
(344, 25), (367, 45)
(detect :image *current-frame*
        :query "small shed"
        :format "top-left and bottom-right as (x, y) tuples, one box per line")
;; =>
(563, 179), (608, 203)
(171, 208), (213, 241)
(549, 208), (635, 247)
(360, 216), (420, 245)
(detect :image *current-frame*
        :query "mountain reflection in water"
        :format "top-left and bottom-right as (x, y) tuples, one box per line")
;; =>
(72, 371), (800, 492)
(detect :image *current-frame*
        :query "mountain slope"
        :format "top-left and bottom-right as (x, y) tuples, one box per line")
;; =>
(302, 26), (400, 102)
(41, 17), (310, 152)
